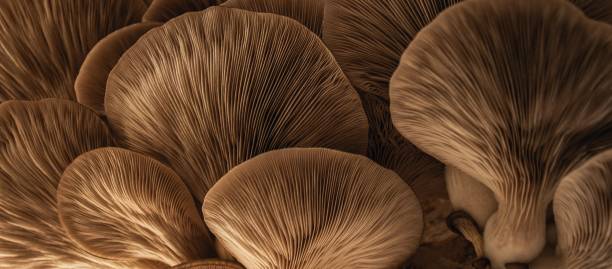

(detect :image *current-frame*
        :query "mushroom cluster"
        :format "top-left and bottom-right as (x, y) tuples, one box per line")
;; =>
(0, 0), (610, 269)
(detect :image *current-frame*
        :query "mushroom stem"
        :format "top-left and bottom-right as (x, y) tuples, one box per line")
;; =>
(446, 210), (485, 258)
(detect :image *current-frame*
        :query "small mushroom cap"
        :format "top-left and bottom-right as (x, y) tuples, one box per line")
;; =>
(222, 0), (324, 36)
(143, 0), (214, 22)
(0, 99), (115, 268)
(172, 259), (244, 269)
(0, 0), (146, 100)
(75, 22), (160, 114)
(389, 0), (612, 266)
(203, 148), (423, 269)
(105, 7), (367, 203)
(554, 149), (612, 269)
(57, 147), (214, 266)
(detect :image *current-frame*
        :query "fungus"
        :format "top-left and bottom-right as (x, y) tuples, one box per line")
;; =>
(57, 147), (214, 266)
(203, 148), (423, 268)
(221, 0), (325, 36)
(553, 149), (612, 269)
(0, 99), (116, 268)
(0, 0), (146, 101)
(172, 260), (244, 269)
(105, 7), (368, 203)
(75, 22), (160, 114)
(389, 0), (612, 267)
(143, 0), (215, 22)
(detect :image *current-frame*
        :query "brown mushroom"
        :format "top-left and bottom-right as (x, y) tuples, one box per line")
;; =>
(203, 148), (423, 268)
(0, 0), (146, 101)
(143, 0), (215, 22)
(75, 22), (160, 114)
(57, 147), (214, 266)
(389, 0), (612, 267)
(0, 99), (116, 268)
(105, 7), (368, 203)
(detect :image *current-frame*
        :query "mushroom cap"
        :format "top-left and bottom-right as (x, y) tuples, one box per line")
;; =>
(143, 0), (214, 22)
(222, 0), (325, 36)
(105, 7), (367, 203)
(554, 149), (612, 269)
(0, 99), (115, 268)
(75, 22), (160, 114)
(389, 0), (612, 266)
(0, 0), (146, 101)
(203, 148), (423, 269)
(172, 260), (244, 269)
(57, 147), (214, 266)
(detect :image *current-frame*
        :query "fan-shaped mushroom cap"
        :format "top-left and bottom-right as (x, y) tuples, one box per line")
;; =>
(57, 147), (214, 266)
(143, 0), (214, 22)
(222, 0), (324, 36)
(172, 260), (244, 269)
(570, 0), (612, 24)
(75, 22), (160, 114)
(105, 7), (367, 203)
(553, 149), (612, 269)
(203, 148), (423, 269)
(0, 0), (146, 101)
(0, 99), (115, 268)
(389, 0), (612, 267)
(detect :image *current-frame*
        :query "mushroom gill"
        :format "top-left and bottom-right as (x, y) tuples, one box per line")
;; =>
(57, 147), (214, 266)
(75, 22), (160, 114)
(553, 149), (612, 269)
(221, 0), (325, 36)
(172, 260), (244, 269)
(0, 99), (115, 268)
(105, 7), (367, 203)
(389, 0), (612, 267)
(143, 0), (215, 22)
(0, 0), (146, 101)
(203, 148), (423, 268)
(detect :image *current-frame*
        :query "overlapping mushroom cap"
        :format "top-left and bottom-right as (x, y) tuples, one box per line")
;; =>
(553, 150), (612, 269)
(0, 99), (114, 268)
(105, 7), (367, 203)
(0, 0), (146, 101)
(143, 0), (215, 22)
(203, 148), (423, 269)
(57, 147), (214, 267)
(389, 0), (612, 266)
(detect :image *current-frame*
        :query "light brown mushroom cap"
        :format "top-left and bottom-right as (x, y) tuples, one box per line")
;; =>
(0, 0), (146, 101)
(554, 149), (612, 269)
(105, 7), (367, 203)
(222, 0), (325, 36)
(57, 147), (214, 266)
(75, 22), (160, 114)
(0, 99), (116, 268)
(143, 0), (214, 22)
(389, 0), (612, 267)
(172, 259), (244, 269)
(203, 148), (423, 269)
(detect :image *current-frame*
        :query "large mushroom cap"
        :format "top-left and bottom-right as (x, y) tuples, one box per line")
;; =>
(554, 149), (612, 269)
(57, 147), (214, 266)
(0, 99), (114, 268)
(389, 0), (612, 266)
(203, 148), (423, 269)
(143, 0), (214, 22)
(105, 7), (367, 203)
(75, 22), (160, 114)
(0, 0), (146, 101)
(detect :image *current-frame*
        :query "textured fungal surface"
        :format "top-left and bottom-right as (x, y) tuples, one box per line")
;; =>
(75, 22), (160, 114)
(0, 0), (146, 101)
(106, 7), (368, 203)
(143, 0), (215, 22)
(390, 0), (612, 266)
(0, 99), (114, 268)
(57, 147), (214, 266)
(204, 148), (423, 269)
(554, 150), (612, 269)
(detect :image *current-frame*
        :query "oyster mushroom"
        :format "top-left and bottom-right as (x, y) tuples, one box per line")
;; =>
(75, 22), (160, 114)
(0, 99), (115, 268)
(389, 0), (612, 267)
(0, 0), (146, 101)
(203, 148), (423, 268)
(172, 260), (244, 269)
(222, 0), (325, 36)
(143, 0), (216, 22)
(105, 7), (367, 203)
(553, 149), (612, 269)
(57, 147), (214, 266)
